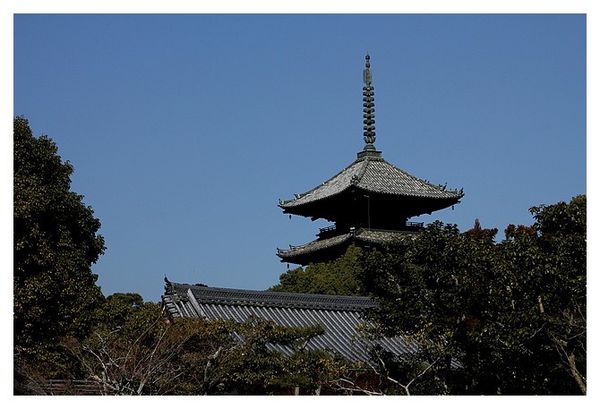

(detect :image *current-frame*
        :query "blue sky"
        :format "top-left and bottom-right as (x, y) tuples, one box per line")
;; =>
(13, 14), (586, 301)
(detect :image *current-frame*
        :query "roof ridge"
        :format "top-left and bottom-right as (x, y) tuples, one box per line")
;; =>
(352, 156), (373, 185)
(170, 283), (377, 312)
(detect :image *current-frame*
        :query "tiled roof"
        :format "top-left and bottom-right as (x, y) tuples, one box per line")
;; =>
(277, 228), (415, 259)
(280, 155), (463, 209)
(162, 282), (417, 363)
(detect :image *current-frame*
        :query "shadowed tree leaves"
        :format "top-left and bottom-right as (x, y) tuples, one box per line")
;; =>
(14, 117), (105, 376)
(361, 196), (586, 394)
(66, 295), (347, 395)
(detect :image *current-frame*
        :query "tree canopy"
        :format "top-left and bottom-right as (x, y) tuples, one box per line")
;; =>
(14, 117), (105, 375)
(270, 245), (365, 295)
(64, 294), (349, 395)
(360, 195), (586, 394)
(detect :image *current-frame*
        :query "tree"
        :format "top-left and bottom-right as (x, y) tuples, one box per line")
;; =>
(270, 245), (365, 295)
(65, 294), (349, 395)
(14, 117), (105, 377)
(360, 196), (586, 394)
(503, 195), (586, 393)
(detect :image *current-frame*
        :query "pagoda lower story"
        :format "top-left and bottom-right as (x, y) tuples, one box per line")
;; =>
(277, 54), (463, 266)
(277, 226), (420, 265)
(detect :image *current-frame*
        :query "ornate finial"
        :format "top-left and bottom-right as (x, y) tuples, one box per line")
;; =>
(364, 53), (372, 82)
(362, 53), (376, 151)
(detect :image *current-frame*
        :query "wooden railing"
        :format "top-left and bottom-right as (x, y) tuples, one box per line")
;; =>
(319, 224), (337, 234)
(37, 379), (104, 395)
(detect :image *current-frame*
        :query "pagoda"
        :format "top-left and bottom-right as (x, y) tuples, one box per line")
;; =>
(277, 54), (464, 265)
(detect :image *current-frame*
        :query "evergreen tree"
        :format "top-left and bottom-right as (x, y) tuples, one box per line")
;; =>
(270, 245), (365, 295)
(14, 117), (105, 377)
(361, 196), (586, 394)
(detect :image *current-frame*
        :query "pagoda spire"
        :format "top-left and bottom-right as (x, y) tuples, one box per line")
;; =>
(362, 53), (377, 152)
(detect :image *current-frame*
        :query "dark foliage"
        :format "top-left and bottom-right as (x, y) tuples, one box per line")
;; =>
(360, 196), (586, 394)
(14, 117), (105, 378)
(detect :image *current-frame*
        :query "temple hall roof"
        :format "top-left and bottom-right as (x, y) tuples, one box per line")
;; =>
(162, 281), (417, 363)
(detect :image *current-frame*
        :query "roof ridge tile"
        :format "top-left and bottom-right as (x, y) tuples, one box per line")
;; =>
(167, 283), (377, 312)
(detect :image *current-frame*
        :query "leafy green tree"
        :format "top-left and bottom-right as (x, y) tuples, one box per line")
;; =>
(502, 195), (586, 393)
(270, 245), (365, 295)
(14, 117), (105, 376)
(94, 292), (145, 329)
(360, 196), (586, 394)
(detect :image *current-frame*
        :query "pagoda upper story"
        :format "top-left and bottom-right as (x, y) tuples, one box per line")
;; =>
(277, 54), (463, 265)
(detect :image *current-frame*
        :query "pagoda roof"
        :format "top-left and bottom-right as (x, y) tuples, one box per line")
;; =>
(277, 227), (416, 262)
(280, 154), (463, 211)
(280, 54), (463, 218)
(162, 281), (418, 363)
